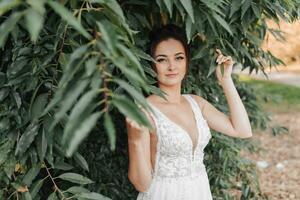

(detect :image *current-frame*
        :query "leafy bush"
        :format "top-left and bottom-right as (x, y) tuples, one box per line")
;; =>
(0, 0), (299, 199)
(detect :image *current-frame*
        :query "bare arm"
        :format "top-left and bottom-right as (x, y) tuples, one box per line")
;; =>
(193, 77), (252, 138)
(192, 49), (252, 138)
(126, 110), (155, 192)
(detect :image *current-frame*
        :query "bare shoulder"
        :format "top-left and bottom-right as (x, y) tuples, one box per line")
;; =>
(188, 94), (207, 112)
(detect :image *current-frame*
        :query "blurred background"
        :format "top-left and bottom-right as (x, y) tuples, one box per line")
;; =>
(235, 19), (300, 200)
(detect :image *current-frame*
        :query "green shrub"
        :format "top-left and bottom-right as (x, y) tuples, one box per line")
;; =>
(0, 0), (299, 199)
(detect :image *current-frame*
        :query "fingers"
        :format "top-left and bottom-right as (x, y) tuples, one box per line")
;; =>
(126, 117), (142, 130)
(216, 55), (232, 65)
(215, 48), (222, 55)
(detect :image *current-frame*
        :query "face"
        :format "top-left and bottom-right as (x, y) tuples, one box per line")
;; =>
(153, 38), (187, 86)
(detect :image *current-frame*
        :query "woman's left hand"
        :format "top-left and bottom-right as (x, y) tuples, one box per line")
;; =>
(215, 49), (234, 84)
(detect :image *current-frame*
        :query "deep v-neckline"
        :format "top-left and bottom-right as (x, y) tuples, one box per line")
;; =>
(148, 94), (201, 158)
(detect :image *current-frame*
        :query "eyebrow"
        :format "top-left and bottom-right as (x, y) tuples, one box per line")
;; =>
(155, 52), (185, 58)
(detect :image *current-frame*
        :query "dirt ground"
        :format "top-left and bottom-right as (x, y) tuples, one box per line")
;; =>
(243, 110), (300, 199)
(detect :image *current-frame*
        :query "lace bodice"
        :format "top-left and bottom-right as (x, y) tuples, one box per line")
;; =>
(147, 94), (212, 179)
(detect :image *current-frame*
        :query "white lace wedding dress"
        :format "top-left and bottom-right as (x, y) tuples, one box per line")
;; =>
(137, 94), (213, 200)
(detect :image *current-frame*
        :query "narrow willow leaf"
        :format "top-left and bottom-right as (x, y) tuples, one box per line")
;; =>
(179, 0), (194, 23)
(47, 192), (58, 200)
(30, 179), (44, 198)
(185, 15), (192, 43)
(0, 11), (24, 47)
(76, 192), (111, 200)
(58, 173), (94, 185)
(0, 139), (13, 165)
(47, 1), (90, 39)
(25, 8), (44, 42)
(64, 45), (88, 73)
(241, 0), (252, 18)
(164, 0), (173, 17)
(23, 192), (32, 200)
(96, 21), (116, 55)
(111, 95), (151, 128)
(212, 13), (233, 36)
(27, 0), (46, 14)
(74, 152), (89, 172)
(221, 64), (225, 77)
(0, 0), (21, 16)
(62, 90), (98, 145)
(113, 78), (149, 109)
(116, 43), (145, 77)
(112, 57), (146, 85)
(54, 79), (89, 124)
(15, 121), (39, 156)
(22, 165), (40, 187)
(104, 112), (116, 151)
(66, 112), (102, 157)
(229, 0), (241, 18)
(36, 128), (47, 161)
(91, 0), (125, 22)
(66, 186), (90, 194)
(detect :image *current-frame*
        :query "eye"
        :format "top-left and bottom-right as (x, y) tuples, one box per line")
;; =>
(157, 58), (167, 63)
(175, 56), (184, 60)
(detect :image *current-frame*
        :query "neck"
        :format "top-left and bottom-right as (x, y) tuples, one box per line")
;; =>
(158, 83), (182, 104)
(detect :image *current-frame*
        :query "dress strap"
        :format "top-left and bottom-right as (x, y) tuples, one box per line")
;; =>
(183, 94), (206, 122)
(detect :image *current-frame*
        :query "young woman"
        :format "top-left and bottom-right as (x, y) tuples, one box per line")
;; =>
(126, 24), (252, 200)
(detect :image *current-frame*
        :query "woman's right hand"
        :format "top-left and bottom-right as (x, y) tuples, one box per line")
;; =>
(126, 109), (152, 142)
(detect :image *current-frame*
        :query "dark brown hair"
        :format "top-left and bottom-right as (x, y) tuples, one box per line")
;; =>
(148, 24), (190, 79)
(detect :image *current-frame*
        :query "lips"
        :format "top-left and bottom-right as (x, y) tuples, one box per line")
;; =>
(165, 73), (178, 78)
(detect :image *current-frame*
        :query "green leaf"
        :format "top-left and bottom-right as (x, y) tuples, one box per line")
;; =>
(47, 1), (90, 39)
(15, 121), (39, 156)
(62, 90), (98, 145)
(53, 79), (89, 125)
(0, 0), (21, 16)
(185, 15), (193, 43)
(64, 45), (89, 73)
(0, 139), (14, 165)
(58, 173), (94, 185)
(111, 57), (146, 85)
(27, 0), (46, 14)
(116, 43), (145, 77)
(0, 11), (24, 48)
(36, 128), (47, 161)
(23, 192), (32, 200)
(229, 0), (241, 18)
(241, 0), (252, 18)
(91, 0), (125, 22)
(104, 112), (116, 151)
(66, 112), (102, 157)
(22, 165), (40, 187)
(25, 8), (44, 42)
(30, 93), (48, 119)
(30, 179), (44, 198)
(66, 186), (90, 194)
(47, 192), (58, 200)
(212, 13), (233, 36)
(113, 78), (149, 109)
(179, 0), (194, 23)
(76, 192), (111, 200)
(74, 152), (89, 172)
(164, 0), (173, 17)
(111, 95), (151, 128)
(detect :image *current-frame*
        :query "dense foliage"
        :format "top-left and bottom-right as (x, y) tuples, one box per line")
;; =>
(0, 0), (299, 199)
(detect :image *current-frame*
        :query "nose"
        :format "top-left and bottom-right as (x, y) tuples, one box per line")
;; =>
(167, 59), (176, 71)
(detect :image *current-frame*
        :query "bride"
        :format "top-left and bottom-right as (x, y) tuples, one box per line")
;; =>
(126, 24), (252, 200)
